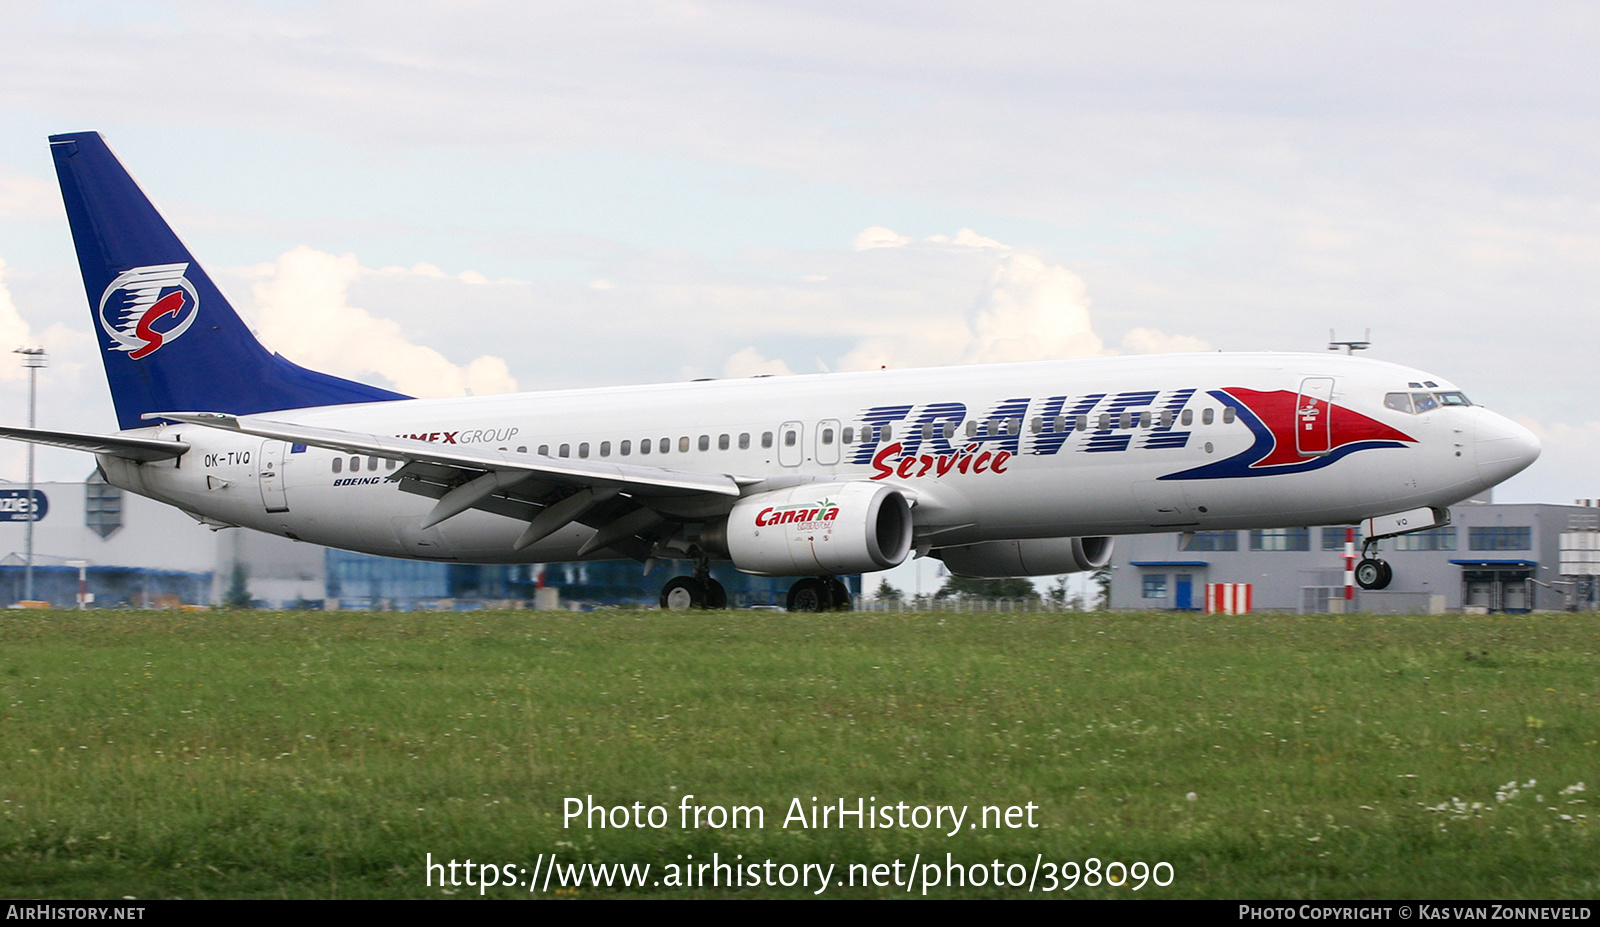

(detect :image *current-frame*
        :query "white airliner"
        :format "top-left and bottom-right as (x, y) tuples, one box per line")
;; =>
(0, 132), (1541, 610)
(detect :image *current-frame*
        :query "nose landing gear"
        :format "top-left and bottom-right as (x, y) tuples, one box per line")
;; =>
(1354, 539), (1393, 590)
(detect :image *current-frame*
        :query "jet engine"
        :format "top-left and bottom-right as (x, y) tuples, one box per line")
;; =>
(720, 482), (913, 576)
(936, 536), (1113, 578)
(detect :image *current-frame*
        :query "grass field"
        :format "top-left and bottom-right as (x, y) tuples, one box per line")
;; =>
(0, 608), (1594, 899)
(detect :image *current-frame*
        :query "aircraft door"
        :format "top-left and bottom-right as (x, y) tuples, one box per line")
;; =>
(778, 421), (804, 467)
(1297, 377), (1335, 456)
(258, 440), (289, 512)
(816, 418), (841, 466)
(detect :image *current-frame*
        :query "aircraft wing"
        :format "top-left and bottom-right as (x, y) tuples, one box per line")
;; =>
(154, 412), (747, 498)
(0, 424), (189, 462)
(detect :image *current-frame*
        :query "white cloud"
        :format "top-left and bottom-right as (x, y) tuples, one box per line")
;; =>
(0, 169), (56, 220)
(1120, 327), (1212, 354)
(0, 258), (36, 380)
(723, 347), (793, 378)
(852, 226), (911, 250)
(241, 246), (518, 398)
(838, 227), (1115, 369)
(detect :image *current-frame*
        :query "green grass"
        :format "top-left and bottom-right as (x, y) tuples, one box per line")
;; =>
(0, 609), (1595, 899)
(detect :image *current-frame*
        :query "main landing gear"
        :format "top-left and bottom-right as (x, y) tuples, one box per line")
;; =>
(1354, 539), (1393, 591)
(658, 568), (850, 612)
(786, 577), (851, 612)
(658, 551), (728, 610)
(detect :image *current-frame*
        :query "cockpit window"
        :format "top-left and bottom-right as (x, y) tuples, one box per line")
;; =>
(1388, 389), (1471, 414)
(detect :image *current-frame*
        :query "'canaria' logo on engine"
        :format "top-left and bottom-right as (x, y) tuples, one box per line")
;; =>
(98, 263), (199, 360)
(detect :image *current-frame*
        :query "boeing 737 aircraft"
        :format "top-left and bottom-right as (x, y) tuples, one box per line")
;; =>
(0, 132), (1541, 610)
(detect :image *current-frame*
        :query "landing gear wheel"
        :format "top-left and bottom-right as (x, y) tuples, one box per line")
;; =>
(1355, 558), (1392, 591)
(661, 576), (707, 610)
(704, 578), (728, 610)
(829, 578), (851, 611)
(787, 577), (829, 612)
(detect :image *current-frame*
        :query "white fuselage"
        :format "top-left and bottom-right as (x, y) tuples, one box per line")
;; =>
(97, 353), (1537, 566)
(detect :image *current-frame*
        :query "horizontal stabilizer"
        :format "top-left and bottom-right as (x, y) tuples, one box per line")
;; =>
(153, 411), (743, 497)
(0, 424), (188, 461)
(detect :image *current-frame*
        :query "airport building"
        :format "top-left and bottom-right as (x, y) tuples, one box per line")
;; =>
(1109, 495), (1600, 614)
(0, 476), (821, 609)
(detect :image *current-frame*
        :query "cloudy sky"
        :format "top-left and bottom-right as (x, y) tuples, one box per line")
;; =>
(1, 1), (1596, 522)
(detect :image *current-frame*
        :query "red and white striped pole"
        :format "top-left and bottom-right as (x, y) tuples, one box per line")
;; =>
(1343, 527), (1355, 601)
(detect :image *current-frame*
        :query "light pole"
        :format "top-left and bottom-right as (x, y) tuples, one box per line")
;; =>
(15, 347), (46, 603)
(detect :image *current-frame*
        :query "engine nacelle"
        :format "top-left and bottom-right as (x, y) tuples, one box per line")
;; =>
(724, 482), (913, 576)
(936, 536), (1113, 578)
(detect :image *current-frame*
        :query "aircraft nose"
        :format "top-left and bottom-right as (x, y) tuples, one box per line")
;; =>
(1474, 412), (1540, 489)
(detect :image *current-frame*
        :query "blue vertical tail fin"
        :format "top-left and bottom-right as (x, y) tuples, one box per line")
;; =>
(49, 132), (409, 431)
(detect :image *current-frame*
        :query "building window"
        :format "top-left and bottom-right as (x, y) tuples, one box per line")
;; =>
(1321, 527), (1364, 551)
(1181, 531), (1238, 552)
(1142, 574), (1168, 599)
(1250, 527), (1311, 551)
(1469, 526), (1532, 551)
(1393, 527), (1456, 551)
(85, 471), (122, 539)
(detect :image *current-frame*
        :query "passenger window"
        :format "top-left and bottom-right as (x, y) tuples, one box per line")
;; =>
(639, 439), (650, 455)
(387, 458), (398, 470)
(366, 456), (377, 470)
(559, 444), (570, 458)
(1223, 407), (1236, 424)
(1030, 417), (1042, 434)
(881, 424), (893, 441)
(680, 436), (691, 453)
(1202, 409), (1214, 425)
(516, 446), (526, 454)
(599, 441), (610, 457)
(842, 427), (854, 444)
(965, 421), (977, 437)
(697, 435), (709, 452)
(539, 444), (550, 456)
(920, 423), (932, 440)
(1075, 415), (1088, 431)
(784, 430), (796, 447)
(1098, 414), (1111, 430)
(350, 456), (361, 472)
(761, 432), (773, 449)
(1384, 392), (1413, 413)
(1160, 410), (1174, 428)
(739, 433), (750, 450)
(660, 438), (670, 454)
(578, 443), (589, 458)
(1139, 412), (1151, 428)
(1181, 409), (1193, 426)
(822, 428), (834, 445)
(620, 440), (631, 456)
(332, 457), (342, 473)
(1119, 412), (1132, 429)
(943, 422), (956, 439)
(718, 434), (729, 450)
